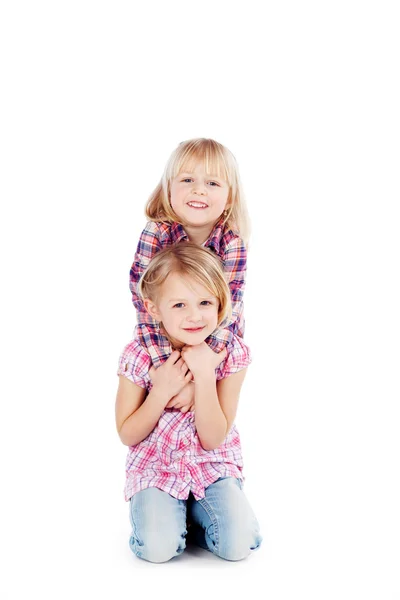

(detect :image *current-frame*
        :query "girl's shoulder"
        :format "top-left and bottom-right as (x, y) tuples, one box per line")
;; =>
(117, 338), (151, 388)
(142, 219), (173, 238)
(136, 221), (173, 256)
(209, 219), (246, 257)
(217, 335), (252, 379)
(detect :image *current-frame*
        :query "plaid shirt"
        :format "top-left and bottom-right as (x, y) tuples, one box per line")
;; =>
(117, 335), (251, 501)
(129, 217), (247, 368)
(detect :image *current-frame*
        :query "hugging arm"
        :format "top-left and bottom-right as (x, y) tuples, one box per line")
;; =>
(129, 222), (162, 312)
(207, 238), (247, 349)
(223, 238), (247, 332)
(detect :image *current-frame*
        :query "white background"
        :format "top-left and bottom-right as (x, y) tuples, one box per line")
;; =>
(1, 1), (399, 598)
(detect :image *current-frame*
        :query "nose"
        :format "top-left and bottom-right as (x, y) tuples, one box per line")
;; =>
(192, 180), (207, 195)
(186, 306), (202, 322)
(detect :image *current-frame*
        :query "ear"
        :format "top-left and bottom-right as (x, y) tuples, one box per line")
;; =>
(143, 298), (161, 321)
(224, 192), (233, 210)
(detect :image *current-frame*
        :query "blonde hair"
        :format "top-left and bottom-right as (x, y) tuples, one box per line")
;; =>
(145, 138), (251, 246)
(139, 242), (232, 327)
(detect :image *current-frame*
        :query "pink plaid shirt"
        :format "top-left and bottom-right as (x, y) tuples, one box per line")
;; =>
(117, 335), (251, 501)
(129, 217), (247, 368)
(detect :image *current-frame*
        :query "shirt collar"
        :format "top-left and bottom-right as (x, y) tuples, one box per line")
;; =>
(203, 215), (227, 254)
(170, 221), (189, 243)
(168, 215), (228, 253)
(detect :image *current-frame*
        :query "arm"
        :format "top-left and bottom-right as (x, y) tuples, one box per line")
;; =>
(115, 350), (192, 446)
(193, 369), (247, 451)
(181, 342), (247, 451)
(129, 222), (162, 312)
(115, 377), (167, 446)
(207, 238), (247, 349)
(223, 237), (246, 332)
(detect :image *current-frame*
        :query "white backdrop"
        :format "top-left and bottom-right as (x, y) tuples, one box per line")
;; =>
(1, 1), (399, 599)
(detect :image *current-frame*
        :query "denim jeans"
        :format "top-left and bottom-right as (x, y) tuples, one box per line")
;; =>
(129, 477), (262, 563)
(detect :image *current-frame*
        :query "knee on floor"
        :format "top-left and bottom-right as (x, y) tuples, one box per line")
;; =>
(214, 528), (262, 562)
(130, 530), (186, 564)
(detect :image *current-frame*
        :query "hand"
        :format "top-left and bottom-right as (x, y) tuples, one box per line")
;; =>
(166, 381), (195, 413)
(181, 343), (227, 379)
(149, 350), (193, 402)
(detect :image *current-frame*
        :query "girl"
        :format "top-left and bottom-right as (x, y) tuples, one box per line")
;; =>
(116, 243), (262, 563)
(129, 138), (250, 413)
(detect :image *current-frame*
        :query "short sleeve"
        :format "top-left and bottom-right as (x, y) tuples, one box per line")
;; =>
(217, 335), (252, 380)
(117, 339), (151, 389)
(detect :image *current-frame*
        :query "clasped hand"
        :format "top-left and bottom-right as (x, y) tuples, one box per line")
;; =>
(149, 350), (192, 401)
(149, 344), (227, 413)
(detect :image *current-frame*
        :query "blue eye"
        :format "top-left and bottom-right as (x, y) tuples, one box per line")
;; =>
(208, 181), (219, 186)
(200, 300), (212, 306)
(173, 303), (184, 308)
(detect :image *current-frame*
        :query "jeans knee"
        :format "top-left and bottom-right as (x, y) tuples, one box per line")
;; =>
(130, 531), (186, 563)
(214, 528), (262, 562)
(216, 543), (251, 562)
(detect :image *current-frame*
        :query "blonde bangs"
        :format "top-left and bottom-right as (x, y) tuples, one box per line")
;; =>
(166, 139), (238, 191)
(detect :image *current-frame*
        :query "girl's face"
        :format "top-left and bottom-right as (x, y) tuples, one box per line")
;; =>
(169, 162), (230, 230)
(144, 272), (219, 349)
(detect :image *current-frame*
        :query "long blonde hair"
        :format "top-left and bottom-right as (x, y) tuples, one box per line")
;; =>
(145, 138), (250, 246)
(139, 242), (232, 327)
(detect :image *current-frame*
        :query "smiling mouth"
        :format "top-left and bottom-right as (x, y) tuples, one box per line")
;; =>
(183, 326), (205, 332)
(187, 201), (208, 209)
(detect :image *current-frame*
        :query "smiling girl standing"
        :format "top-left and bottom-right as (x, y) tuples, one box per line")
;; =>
(129, 138), (250, 412)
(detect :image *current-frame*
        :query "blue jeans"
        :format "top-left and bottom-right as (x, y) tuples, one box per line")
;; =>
(129, 477), (262, 563)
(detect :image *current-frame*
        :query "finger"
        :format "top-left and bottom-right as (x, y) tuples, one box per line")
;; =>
(180, 406), (189, 413)
(167, 400), (180, 408)
(167, 350), (181, 364)
(185, 371), (193, 382)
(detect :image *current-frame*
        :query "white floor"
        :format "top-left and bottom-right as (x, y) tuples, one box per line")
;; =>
(2, 378), (400, 600)
(4, 468), (398, 600)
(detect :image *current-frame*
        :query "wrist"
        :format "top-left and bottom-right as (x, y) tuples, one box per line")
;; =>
(148, 385), (170, 406)
(193, 370), (216, 386)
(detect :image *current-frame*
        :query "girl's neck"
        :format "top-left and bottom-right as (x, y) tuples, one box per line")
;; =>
(170, 338), (185, 351)
(183, 223), (214, 246)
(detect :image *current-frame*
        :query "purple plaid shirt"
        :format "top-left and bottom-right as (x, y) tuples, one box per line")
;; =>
(129, 216), (247, 368)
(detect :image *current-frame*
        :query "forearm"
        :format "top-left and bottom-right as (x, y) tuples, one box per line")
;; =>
(194, 374), (228, 451)
(224, 239), (246, 327)
(119, 389), (169, 447)
(130, 223), (161, 309)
